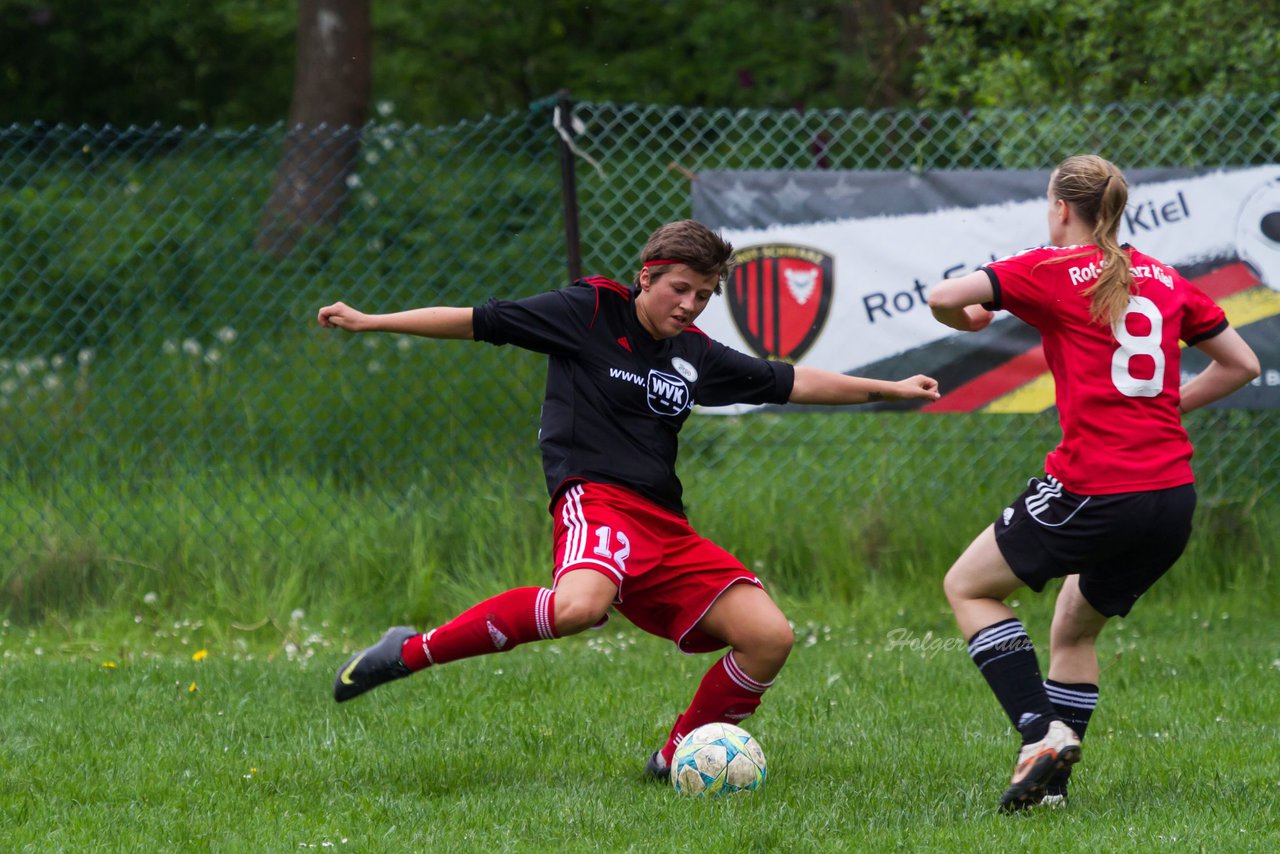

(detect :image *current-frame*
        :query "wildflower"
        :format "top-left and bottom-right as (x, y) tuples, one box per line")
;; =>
(143, 591), (158, 605)
(101, 661), (117, 669)
(215, 326), (238, 345)
(188, 682), (198, 693)
(77, 348), (95, 366)
(182, 338), (201, 357)
(192, 649), (208, 662)
(162, 340), (179, 356)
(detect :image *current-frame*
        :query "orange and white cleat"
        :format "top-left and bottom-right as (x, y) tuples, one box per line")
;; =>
(999, 720), (1082, 812)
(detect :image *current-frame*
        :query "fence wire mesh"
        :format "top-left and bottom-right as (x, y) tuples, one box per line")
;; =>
(2, 94), (1277, 572)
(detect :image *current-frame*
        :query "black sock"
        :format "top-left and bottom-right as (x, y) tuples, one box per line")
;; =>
(967, 618), (1056, 743)
(1044, 679), (1098, 739)
(1044, 679), (1098, 794)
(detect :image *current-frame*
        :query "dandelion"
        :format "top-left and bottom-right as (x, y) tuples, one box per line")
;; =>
(192, 649), (208, 661)
(188, 682), (198, 693)
(101, 661), (117, 669)
(143, 591), (158, 605)
(290, 608), (305, 622)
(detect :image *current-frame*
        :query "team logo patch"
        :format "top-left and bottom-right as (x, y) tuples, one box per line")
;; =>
(728, 244), (834, 360)
(671, 356), (698, 382)
(647, 369), (691, 416)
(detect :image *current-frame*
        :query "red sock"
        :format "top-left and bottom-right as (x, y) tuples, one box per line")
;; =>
(400, 587), (557, 671)
(660, 652), (771, 763)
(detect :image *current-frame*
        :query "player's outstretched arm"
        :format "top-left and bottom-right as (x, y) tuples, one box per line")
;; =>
(788, 366), (940, 405)
(317, 302), (475, 340)
(927, 270), (995, 333)
(1179, 327), (1260, 414)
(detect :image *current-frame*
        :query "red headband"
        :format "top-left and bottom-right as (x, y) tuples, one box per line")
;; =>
(642, 259), (688, 268)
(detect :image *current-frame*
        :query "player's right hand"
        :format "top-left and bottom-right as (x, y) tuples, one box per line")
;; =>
(318, 301), (366, 332)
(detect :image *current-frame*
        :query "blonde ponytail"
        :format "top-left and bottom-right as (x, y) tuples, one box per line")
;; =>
(1052, 156), (1134, 326)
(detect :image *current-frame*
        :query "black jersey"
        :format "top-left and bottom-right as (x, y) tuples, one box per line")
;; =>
(473, 276), (795, 514)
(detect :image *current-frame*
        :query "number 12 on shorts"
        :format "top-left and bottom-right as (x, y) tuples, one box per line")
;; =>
(592, 526), (631, 572)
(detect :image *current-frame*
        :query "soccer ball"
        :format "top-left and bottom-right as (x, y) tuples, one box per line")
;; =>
(670, 722), (766, 797)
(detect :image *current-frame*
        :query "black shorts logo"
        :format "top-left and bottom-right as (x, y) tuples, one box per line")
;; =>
(647, 369), (691, 416)
(728, 244), (834, 361)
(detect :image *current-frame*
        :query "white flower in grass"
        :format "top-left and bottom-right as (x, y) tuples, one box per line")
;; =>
(290, 608), (305, 622)
(0, 359), (11, 372)
(366, 360), (383, 374)
(163, 339), (179, 356)
(15, 362), (30, 378)
(0, 379), (17, 396)
(51, 354), (66, 370)
(396, 337), (411, 352)
(143, 592), (158, 605)
(204, 348), (222, 365)
(363, 150), (380, 166)
(376, 100), (394, 117)
(345, 173), (362, 189)
(77, 348), (94, 366)
(182, 338), (201, 357)
(215, 326), (238, 345)
(42, 374), (61, 390)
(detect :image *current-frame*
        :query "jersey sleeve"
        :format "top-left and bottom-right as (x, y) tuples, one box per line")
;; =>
(981, 249), (1051, 327)
(472, 285), (597, 356)
(1180, 280), (1229, 345)
(696, 340), (796, 407)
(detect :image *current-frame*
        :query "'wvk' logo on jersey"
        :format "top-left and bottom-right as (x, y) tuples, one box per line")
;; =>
(647, 370), (691, 416)
(728, 244), (834, 361)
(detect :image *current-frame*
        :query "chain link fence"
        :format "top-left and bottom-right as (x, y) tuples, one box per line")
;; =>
(2, 94), (1277, 576)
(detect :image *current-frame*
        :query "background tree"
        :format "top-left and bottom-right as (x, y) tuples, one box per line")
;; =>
(913, 0), (1280, 108)
(255, 0), (371, 256)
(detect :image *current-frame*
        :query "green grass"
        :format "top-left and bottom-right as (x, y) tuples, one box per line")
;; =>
(2, 584), (1277, 851)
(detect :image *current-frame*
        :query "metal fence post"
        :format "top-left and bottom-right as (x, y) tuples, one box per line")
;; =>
(554, 89), (582, 283)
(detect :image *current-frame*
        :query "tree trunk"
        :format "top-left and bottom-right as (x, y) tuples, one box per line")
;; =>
(256, 0), (371, 256)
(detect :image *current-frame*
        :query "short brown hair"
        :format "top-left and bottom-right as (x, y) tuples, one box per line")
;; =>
(636, 220), (735, 294)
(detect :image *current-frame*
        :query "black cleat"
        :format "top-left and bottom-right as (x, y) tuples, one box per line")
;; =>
(333, 626), (417, 703)
(644, 750), (670, 783)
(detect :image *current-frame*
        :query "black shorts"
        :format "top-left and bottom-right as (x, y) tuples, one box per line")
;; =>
(992, 474), (1197, 618)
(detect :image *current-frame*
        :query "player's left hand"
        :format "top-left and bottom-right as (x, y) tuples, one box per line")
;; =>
(894, 375), (941, 401)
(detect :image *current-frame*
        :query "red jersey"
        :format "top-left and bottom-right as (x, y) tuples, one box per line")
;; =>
(983, 245), (1228, 494)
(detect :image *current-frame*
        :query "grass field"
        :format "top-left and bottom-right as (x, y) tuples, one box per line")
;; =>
(3, 582), (1277, 852)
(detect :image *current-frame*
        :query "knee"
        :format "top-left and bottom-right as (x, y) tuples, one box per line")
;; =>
(553, 594), (609, 636)
(942, 566), (970, 607)
(744, 616), (794, 668)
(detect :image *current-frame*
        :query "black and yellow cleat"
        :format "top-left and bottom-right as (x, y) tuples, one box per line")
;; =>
(333, 626), (417, 703)
(643, 750), (670, 783)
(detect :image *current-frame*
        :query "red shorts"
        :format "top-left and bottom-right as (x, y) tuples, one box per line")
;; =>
(551, 481), (763, 653)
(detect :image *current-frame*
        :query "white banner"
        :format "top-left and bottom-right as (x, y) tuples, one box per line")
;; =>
(691, 166), (1280, 411)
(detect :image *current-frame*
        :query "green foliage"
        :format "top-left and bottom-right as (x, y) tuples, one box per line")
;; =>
(915, 0), (1280, 108)
(0, 0), (294, 125)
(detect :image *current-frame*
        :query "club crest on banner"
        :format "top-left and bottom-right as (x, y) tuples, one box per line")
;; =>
(727, 244), (833, 361)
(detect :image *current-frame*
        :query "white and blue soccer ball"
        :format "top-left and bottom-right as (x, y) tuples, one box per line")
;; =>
(670, 722), (767, 797)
